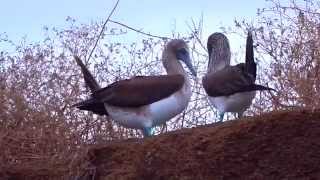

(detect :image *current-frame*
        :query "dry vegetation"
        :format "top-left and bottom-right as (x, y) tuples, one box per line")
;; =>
(0, 0), (319, 179)
(232, 0), (320, 111)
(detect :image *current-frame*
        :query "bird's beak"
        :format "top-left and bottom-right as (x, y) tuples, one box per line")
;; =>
(184, 58), (197, 77)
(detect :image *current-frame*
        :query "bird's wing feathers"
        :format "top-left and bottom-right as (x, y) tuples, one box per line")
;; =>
(202, 65), (272, 97)
(91, 74), (185, 107)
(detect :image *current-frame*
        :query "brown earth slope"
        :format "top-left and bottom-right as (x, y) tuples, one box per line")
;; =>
(89, 109), (320, 180)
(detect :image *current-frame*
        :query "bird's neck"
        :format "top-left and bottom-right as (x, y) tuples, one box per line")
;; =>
(162, 51), (188, 77)
(165, 59), (187, 76)
(207, 58), (228, 73)
(207, 48), (231, 73)
(162, 53), (191, 91)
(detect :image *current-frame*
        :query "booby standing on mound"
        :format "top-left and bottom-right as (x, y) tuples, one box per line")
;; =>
(73, 39), (197, 137)
(202, 32), (273, 122)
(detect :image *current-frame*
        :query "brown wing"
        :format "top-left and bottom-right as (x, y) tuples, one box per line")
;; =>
(202, 64), (256, 97)
(92, 74), (185, 107)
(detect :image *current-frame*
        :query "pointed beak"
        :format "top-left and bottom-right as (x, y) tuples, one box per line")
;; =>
(184, 58), (197, 77)
(176, 49), (197, 77)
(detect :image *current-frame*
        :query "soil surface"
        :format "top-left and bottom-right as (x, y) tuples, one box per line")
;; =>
(89, 109), (320, 180)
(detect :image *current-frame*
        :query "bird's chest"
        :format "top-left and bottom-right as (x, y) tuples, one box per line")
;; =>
(149, 93), (187, 126)
(104, 87), (191, 128)
(209, 91), (256, 112)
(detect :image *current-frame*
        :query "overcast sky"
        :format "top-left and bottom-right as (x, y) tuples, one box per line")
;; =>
(1, 0), (268, 51)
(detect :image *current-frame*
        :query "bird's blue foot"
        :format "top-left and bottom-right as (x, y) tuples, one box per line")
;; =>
(219, 112), (224, 122)
(237, 112), (244, 119)
(141, 127), (154, 137)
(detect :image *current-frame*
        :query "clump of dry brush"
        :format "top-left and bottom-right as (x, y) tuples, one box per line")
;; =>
(0, 86), (89, 179)
(233, 0), (320, 112)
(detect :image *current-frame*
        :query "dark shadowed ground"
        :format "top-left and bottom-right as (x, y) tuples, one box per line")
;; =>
(4, 109), (320, 180)
(89, 109), (320, 180)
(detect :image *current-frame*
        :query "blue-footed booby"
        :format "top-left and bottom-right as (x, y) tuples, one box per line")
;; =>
(202, 32), (273, 122)
(73, 39), (196, 137)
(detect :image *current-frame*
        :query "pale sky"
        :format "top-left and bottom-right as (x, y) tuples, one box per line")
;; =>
(1, 0), (268, 50)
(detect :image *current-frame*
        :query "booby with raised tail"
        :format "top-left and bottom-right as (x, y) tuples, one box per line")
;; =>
(202, 32), (273, 121)
(73, 39), (197, 136)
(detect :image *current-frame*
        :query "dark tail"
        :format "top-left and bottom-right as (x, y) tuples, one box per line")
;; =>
(72, 98), (108, 115)
(74, 56), (101, 92)
(247, 84), (276, 92)
(245, 31), (257, 80)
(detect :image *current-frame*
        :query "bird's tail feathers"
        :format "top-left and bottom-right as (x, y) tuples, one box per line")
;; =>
(250, 84), (275, 92)
(245, 31), (257, 79)
(74, 56), (101, 92)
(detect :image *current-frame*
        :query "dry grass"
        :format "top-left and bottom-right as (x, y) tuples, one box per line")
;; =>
(0, 88), (89, 179)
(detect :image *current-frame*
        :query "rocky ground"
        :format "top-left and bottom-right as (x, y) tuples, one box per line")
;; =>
(89, 109), (320, 180)
(5, 109), (320, 180)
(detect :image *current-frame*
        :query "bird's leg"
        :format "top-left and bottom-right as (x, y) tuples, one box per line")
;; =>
(141, 127), (154, 137)
(237, 111), (244, 119)
(218, 112), (225, 122)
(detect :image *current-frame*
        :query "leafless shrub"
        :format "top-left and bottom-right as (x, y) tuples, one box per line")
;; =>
(0, 82), (89, 178)
(232, 0), (320, 112)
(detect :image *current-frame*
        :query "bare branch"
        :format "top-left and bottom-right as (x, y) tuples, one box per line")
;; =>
(109, 19), (170, 40)
(186, 18), (207, 52)
(87, 0), (120, 61)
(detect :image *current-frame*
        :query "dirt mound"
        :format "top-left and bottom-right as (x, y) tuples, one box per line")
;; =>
(89, 109), (320, 180)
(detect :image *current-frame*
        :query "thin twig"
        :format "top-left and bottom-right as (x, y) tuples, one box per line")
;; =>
(186, 18), (207, 52)
(87, 0), (120, 61)
(109, 19), (170, 40)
